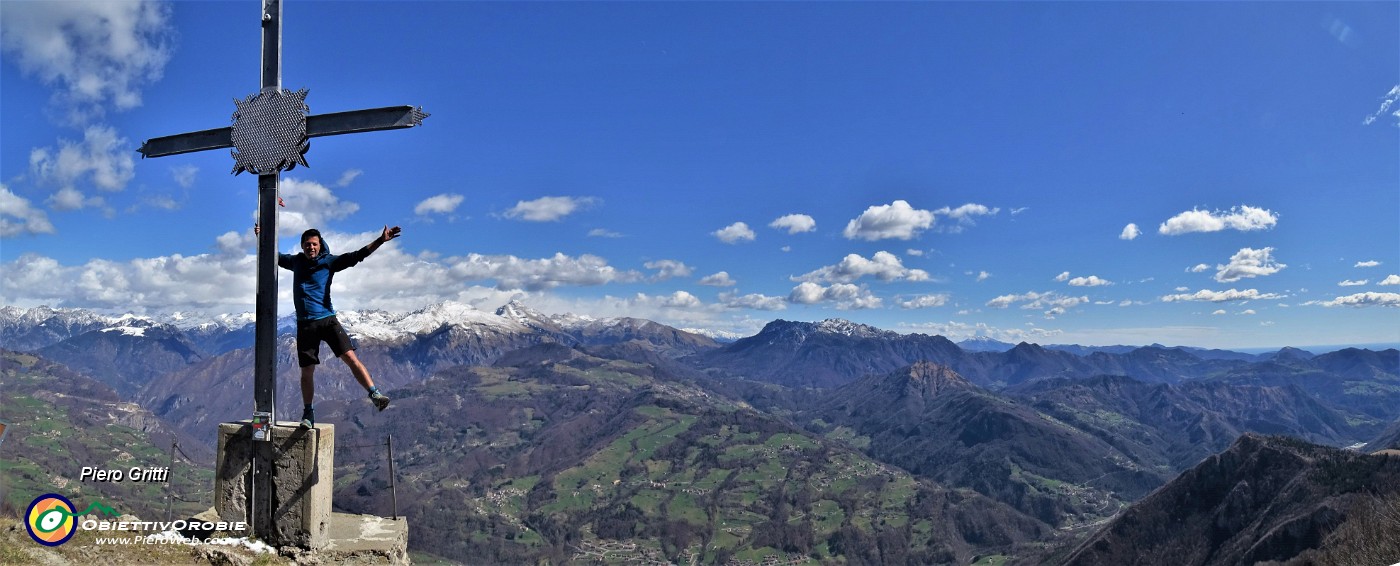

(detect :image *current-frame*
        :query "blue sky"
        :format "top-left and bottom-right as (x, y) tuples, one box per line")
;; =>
(2, 1), (1397, 350)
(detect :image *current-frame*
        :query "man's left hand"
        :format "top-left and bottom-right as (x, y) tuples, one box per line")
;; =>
(381, 225), (402, 243)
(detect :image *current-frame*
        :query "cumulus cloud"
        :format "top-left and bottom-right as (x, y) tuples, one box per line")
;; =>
(1158, 205), (1278, 235)
(1315, 292), (1400, 308)
(906, 249), (925, 257)
(274, 178), (360, 238)
(1239, 309), (1256, 315)
(1215, 247), (1286, 283)
(1, 251), (255, 314)
(698, 271), (737, 287)
(414, 193), (465, 216)
(1160, 288), (1284, 303)
(503, 196), (597, 222)
(976, 271), (990, 282)
(644, 259), (692, 281)
(1188, 264), (1211, 273)
(1212, 309), (1227, 315)
(933, 203), (999, 233)
(30, 125), (135, 198)
(793, 251), (929, 284)
(0, 185), (56, 237)
(898, 320), (1062, 344)
(1119, 223), (1141, 240)
(718, 290), (786, 311)
(1068, 275), (1113, 287)
(0, 1), (172, 124)
(896, 294), (950, 309)
(1380, 275), (1400, 286)
(788, 282), (881, 309)
(659, 290), (702, 309)
(1338, 279), (1368, 287)
(1054, 271), (1070, 282)
(448, 252), (641, 291)
(1363, 85), (1400, 127)
(985, 291), (1088, 318)
(713, 222), (756, 244)
(769, 214), (816, 234)
(842, 200), (934, 241)
(1355, 260), (1381, 268)
(587, 228), (623, 238)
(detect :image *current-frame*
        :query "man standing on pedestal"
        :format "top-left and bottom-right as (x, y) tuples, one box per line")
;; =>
(259, 224), (401, 428)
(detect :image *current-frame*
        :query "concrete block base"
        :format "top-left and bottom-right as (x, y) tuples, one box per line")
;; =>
(215, 421), (334, 549)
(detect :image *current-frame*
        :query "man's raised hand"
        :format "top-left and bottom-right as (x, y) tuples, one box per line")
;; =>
(382, 225), (402, 243)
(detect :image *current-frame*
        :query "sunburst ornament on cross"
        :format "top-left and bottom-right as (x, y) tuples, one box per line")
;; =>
(231, 88), (310, 175)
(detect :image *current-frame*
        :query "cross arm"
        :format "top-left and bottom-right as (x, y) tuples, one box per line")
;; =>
(137, 105), (430, 159)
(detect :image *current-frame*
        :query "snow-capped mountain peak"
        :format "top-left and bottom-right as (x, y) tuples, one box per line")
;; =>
(814, 318), (894, 339)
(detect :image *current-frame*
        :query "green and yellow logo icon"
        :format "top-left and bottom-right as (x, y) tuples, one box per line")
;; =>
(26, 494), (77, 546)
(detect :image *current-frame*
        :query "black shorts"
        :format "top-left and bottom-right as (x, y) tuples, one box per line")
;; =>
(296, 316), (356, 367)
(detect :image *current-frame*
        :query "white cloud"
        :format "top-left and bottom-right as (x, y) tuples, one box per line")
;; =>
(985, 291), (1088, 318)
(1380, 275), (1400, 286)
(1119, 223), (1141, 240)
(1068, 275), (1113, 287)
(644, 259), (693, 281)
(1338, 279), (1368, 287)
(1363, 85), (1400, 127)
(788, 282), (882, 309)
(1175, 287), (1190, 292)
(1158, 205), (1278, 235)
(336, 169), (363, 188)
(698, 271), (737, 287)
(1161, 288), (1284, 303)
(842, 200), (934, 241)
(976, 271), (990, 282)
(587, 228), (623, 238)
(933, 203), (999, 233)
(897, 320), (1062, 343)
(1355, 260), (1381, 268)
(718, 291), (786, 311)
(659, 290), (702, 309)
(1188, 264), (1211, 273)
(504, 196), (597, 222)
(1212, 309), (1227, 315)
(1054, 271), (1070, 282)
(1239, 309), (1256, 315)
(712, 222), (756, 244)
(906, 249), (925, 257)
(1316, 292), (1400, 308)
(171, 165), (198, 189)
(1, 251), (255, 315)
(1215, 247), (1286, 283)
(0, 1), (172, 124)
(448, 252), (641, 291)
(896, 294), (950, 309)
(0, 184), (56, 236)
(30, 125), (135, 196)
(793, 251), (928, 284)
(274, 178), (360, 238)
(769, 213), (816, 234)
(1010, 207), (1030, 215)
(414, 193), (465, 216)
(47, 186), (106, 212)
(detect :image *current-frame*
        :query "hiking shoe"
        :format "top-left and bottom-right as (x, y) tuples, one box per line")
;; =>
(370, 390), (390, 411)
(299, 409), (314, 429)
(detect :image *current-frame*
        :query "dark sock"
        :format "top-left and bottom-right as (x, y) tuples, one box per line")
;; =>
(368, 386), (380, 397)
(302, 404), (313, 417)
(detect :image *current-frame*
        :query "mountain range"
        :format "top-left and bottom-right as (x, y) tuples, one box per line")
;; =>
(2, 302), (1398, 564)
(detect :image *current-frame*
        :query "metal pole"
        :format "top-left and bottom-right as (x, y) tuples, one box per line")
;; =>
(252, 0), (283, 541)
(387, 435), (398, 520)
(165, 441), (176, 522)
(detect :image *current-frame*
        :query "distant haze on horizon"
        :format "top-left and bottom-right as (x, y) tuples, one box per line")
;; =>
(2, 1), (1397, 351)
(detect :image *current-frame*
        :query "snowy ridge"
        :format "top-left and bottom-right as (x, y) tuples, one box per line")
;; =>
(813, 318), (897, 339)
(338, 301), (533, 341)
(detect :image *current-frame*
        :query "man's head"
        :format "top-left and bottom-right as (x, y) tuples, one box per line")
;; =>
(300, 229), (326, 258)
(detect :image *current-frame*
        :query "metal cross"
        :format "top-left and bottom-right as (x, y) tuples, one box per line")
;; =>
(138, 0), (428, 426)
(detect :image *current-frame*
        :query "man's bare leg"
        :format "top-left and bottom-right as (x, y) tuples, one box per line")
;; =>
(341, 350), (389, 411)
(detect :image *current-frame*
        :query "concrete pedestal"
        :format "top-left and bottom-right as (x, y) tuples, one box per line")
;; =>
(215, 421), (334, 549)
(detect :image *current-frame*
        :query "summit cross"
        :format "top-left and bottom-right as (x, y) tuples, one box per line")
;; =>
(137, 0), (428, 428)
(140, 0), (431, 540)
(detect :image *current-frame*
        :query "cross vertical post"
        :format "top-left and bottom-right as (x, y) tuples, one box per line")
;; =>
(254, 0), (280, 424)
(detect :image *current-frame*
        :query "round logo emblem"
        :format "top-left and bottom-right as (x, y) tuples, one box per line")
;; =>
(26, 494), (78, 546)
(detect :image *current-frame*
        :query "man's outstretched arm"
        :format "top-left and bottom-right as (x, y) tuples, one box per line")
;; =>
(332, 225), (402, 271)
